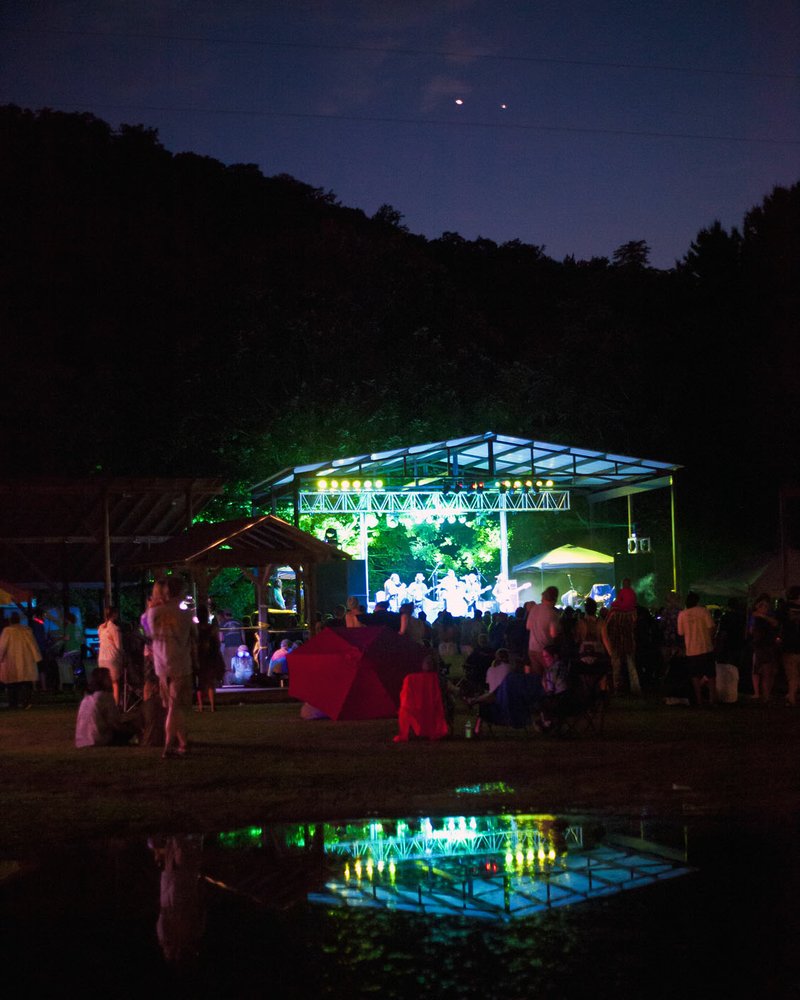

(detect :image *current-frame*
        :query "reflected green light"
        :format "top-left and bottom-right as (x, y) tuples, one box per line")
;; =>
(455, 782), (516, 795)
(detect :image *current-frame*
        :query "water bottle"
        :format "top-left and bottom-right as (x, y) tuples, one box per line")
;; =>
(464, 717), (473, 740)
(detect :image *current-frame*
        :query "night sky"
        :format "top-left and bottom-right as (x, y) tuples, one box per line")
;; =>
(2, 1), (798, 267)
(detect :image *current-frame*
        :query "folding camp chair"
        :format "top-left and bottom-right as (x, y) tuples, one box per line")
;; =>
(479, 672), (543, 736)
(554, 660), (611, 737)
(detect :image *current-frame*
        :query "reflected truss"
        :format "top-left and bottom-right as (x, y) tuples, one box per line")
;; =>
(324, 820), (583, 863)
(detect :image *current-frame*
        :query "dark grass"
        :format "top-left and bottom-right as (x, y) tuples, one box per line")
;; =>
(2, 694), (798, 854)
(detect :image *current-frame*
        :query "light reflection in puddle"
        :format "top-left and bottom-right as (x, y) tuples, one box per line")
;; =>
(1, 811), (794, 997)
(258, 814), (693, 921)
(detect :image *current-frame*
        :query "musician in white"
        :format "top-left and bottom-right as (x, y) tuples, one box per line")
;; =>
(493, 574), (530, 613)
(463, 573), (489, 613)
(383, 573), (406, 612)
(405, 572), (429, 610)
(437, 569), (468, 618)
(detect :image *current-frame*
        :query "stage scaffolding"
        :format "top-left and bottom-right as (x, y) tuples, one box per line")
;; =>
(299, 489), (570, 516)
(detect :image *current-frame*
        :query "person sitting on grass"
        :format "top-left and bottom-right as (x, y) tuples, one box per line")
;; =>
(75, 667), (137, 747)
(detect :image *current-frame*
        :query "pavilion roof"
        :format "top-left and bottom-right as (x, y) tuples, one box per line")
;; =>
(0, 477), (224, 587)
(127, 514), (349, 571)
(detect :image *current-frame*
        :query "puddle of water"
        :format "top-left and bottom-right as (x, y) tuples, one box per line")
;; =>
(1, 811), (798, 998)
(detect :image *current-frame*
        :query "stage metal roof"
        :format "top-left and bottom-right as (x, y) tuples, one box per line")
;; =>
(252, 432), (680, 505)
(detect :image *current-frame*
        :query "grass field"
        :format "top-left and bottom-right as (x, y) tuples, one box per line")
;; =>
(2, 693), (798, 853)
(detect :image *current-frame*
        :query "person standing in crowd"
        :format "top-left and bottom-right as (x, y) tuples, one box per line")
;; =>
(268, 638), (293, 684)
(605, 583), (641, 695)
(147, 576), (197, 757)
(30, 609), (49, 692)
(0, 611), (41, 709)
(677, 591), (717, 705)
(525, 586), (561, 675)
(658, 590), (683, 678)
(195, 603), (225, 712)
(139, 581), (168, 747)
(748, 593), (780, 703)
(574, 598), (610, 671)
(399, 602), (426, 643)
(345, 596), (364, 628)
(614, 577), (637, 611)
(219, 609), (245, 675)
(714, 597), (747, 702)
(97, 605), (125, 705)
(779, 585), (800, 707)
(58, 610), (83, 689)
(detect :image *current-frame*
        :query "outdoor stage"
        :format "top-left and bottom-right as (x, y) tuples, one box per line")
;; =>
(252, 431), (682, 610)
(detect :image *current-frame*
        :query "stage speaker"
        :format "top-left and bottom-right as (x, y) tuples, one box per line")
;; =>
(316, 560), (367, 613)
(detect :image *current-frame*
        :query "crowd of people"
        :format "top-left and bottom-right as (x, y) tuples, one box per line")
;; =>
(328, 577), (800, 712)
(3, 572), (799, 753)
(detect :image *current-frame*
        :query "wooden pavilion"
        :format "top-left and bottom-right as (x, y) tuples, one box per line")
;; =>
(127, 514), (350, 632)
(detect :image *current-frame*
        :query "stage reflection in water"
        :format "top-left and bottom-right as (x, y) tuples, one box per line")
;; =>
(209, 813), (692, 922)
(4, 809), (795, 998)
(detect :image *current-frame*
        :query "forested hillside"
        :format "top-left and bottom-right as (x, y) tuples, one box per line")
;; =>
(2, 105), (798, 562)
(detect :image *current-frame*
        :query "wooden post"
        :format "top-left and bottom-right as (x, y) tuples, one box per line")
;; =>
(103, 491), (112, 609)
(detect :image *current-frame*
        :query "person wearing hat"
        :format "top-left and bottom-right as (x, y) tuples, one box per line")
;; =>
(230, 644), (254, 685)
(219, 609), (245, 676)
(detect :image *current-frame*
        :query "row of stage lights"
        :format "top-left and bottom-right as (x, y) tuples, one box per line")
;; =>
(343, 845), (562, 886)
(314, 478), (555, 493)
(316, 478), (384, 491)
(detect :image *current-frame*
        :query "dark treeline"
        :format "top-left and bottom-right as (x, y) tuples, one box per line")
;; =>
(2, 105), (798, 567)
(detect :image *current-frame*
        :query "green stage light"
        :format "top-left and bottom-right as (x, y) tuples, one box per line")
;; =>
(317, 478), (328, 490)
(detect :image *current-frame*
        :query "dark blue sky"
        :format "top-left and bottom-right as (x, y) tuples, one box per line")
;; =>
(3, 1), (798, 266)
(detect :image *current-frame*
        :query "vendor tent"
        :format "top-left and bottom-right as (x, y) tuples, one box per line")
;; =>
(288, 626), (426, 720)
(691, 549), (800, 600)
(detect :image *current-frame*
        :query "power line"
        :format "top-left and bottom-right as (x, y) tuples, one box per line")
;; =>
(33, 101), (800, 147)
(7, 25), (800, 82)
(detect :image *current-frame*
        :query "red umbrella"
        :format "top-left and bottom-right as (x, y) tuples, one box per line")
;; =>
(288, 626), (427, 720)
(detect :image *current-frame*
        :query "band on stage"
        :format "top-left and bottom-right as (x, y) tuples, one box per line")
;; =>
(375, 570), (612, 617)
(376, 569), (527, 616)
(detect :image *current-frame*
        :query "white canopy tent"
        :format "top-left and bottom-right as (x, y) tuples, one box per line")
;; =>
(512, 545), (615, 605)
